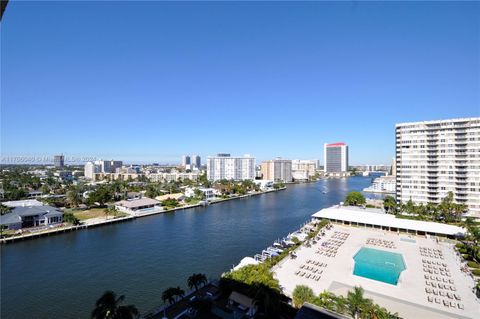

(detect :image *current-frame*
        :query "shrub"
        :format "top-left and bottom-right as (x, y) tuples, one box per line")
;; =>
(292, 285), (314, 308)
(472, 269), (480, 276)
(455, 243), (465, 249)
(462, 254), (471, 260)
(467, 261), (480, 269)
(459, 248), (467, 254)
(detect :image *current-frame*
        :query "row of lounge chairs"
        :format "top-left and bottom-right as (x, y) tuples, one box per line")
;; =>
(366, 238), (396, 249)
(425, 280), (456, 291)
(419, 247), (444, 259)
(331, 231), (349, 240)
(426, 296), (464, 310)
(424, 274), (454, 284)
(294, 271), (322, 281)
(306, 259), (327, 267)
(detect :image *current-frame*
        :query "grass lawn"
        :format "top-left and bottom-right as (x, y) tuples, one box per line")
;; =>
(72, 208), (128, 220)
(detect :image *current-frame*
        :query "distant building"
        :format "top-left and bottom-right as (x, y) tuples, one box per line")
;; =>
(261, 158), (292, 182)
(324, 142), (348, 173)
(207, 154), (255, 181)
(84, 161), (100, 179)
(291, 169), (309, 181)
(182, 155), (191, 167)
(54, 171), (73, 182)
(390, 158), (397, 176)
(363, 176), (396, 194)
(291, 159), (318, 178)
(192, 155), (201, 169)
(54, 155), (64, 168)
(396, 117), (480, 216)
(148, 171), (201, 182)
(84, 160), (123, 179)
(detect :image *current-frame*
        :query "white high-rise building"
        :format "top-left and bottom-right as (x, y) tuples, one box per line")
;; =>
(261, 158), (292, 182)
(84, 162), (100, 179)
(396, 117), (480, 216)
(324, 142), (349, 173)
(207, 154), (255, 181)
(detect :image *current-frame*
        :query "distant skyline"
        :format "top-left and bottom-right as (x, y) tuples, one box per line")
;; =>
(1, 1), (479, 165)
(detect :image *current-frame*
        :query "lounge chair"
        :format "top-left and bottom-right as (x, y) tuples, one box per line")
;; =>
(458, 303), (464, 310)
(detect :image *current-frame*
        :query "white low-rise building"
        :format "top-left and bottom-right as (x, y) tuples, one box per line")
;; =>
(115, 197), (161, 216)
(363, 176), (396, 194)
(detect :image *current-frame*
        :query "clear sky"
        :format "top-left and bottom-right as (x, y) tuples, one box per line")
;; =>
(1, 1), (479, 165)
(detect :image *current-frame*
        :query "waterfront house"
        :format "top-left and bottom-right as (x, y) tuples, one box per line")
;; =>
(0, 204), (63, 230)
(114, 197), (161, 216)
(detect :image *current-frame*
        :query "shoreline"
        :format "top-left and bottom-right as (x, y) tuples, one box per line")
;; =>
(0, 187), (287, 245)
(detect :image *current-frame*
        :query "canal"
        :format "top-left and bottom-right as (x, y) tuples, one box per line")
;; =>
(1, 177), (376, 319)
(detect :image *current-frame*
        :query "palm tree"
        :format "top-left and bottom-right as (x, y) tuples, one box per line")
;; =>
(187, 273), (208, 291)
(314, 290), (337, 312)
(251, 283), (281, 318)
(346, 286), (372, 319)
(173, 286), (185, 301)
(91, 290), (138, 319)
(161, 288), (176, 305)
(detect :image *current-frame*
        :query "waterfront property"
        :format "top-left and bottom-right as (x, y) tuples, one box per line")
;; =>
(312, 206), (465, 238)
(114, 197), (162, 216)
(395, 117), (480, 217)
(273, 224), (479, 319)
(0, 204), (63, 230)
(324, 142), (348, 174)
(206, 153), (256, 181)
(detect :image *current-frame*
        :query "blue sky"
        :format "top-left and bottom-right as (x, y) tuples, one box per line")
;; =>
(1, 1), (479, 165)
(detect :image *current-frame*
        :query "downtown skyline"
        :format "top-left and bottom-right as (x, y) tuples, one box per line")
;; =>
(1, 1), (479, 164)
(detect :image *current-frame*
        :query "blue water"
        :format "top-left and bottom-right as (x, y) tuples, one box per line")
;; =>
(1, 177), (373, 319)
(353, 247), (406, 285)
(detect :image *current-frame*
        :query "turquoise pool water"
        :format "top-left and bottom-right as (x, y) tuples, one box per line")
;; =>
(353, 247), (406, 285)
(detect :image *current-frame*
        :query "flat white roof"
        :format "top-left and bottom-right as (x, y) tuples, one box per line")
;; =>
(312, 206), (465, 236)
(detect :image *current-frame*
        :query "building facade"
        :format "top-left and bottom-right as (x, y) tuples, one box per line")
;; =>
(260, 158), (292, 182)
(395, 118), (480, 216)
(324, 142), (348, 173)
(291, 160), (318, 178)
(192, 155), (201, 169)
(182, 155), (191, 167)
(54, 155), (64, 168)
(206, 154), (255, 181)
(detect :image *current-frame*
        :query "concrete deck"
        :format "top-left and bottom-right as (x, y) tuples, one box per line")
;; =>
(273, 225), (479, 319)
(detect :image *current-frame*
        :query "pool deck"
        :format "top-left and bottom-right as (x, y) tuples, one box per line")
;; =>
(273, 225), (480, 319)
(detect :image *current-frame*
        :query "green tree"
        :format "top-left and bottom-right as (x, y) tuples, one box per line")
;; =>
(161, 288), (176, 305)
(63, 212), (81, 225)
(346, 286), (372, 319)
(187, 273), (208, 291)
(91, 290), (138, 319)
(292, 285), (315, 308)
(383, 196), (397, 214)
(66, 189), (82, 208)
(344, 191), (366, 206)
(0, 204), (12, 216)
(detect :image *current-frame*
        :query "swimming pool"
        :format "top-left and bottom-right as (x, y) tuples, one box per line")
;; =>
(353, 247), (406, 285)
